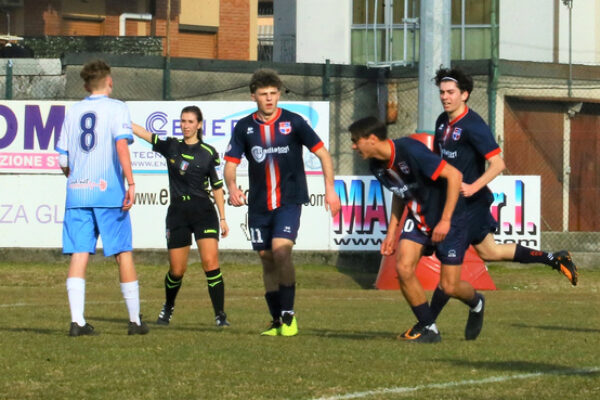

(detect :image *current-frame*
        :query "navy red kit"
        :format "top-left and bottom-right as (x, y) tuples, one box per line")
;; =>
(434, 106), (501, 206)
(224, 108), (323, 212)
(435, 106), (501, 244)
(370, 137), (468, 265)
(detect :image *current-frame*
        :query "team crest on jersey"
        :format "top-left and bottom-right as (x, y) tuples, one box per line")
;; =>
(398, 161), (410, 174)
(452, 128), (462, 140)
(279, 121), (292, 135)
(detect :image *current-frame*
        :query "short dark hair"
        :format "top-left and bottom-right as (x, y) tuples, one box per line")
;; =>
(80, 59), (111, 91)
(348, 116), (387, 142)
(249, 68), (282, 93)
(180, 105), (204, 141)
(434, 67), (473, 101)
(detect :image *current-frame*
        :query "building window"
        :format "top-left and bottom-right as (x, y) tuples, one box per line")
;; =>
(258, 0), (273, 61)
(351, 0), (494, 65)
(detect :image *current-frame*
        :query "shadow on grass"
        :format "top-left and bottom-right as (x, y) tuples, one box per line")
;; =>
(436, 359), (600, 375)
(308, 328), (397, 340)
(510, 322), (600, 333)
(0, 327), (60, 335)
(335, 252), (381, 289)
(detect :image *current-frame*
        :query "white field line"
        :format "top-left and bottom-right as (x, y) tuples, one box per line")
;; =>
(309, 366), (600, 400)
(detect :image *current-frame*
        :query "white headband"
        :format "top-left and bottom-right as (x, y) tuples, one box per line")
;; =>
(441, 76), (458, 83)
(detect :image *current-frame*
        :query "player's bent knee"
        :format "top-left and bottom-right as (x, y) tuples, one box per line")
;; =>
(395, 262), (416, 282)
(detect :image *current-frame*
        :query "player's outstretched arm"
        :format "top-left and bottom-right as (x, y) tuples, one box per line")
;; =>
(131, 123), (153, 144)
(116, 138), (135, 210)
(224, 161), (246, 207)
(313, 146), (341, 217)
(432, 163), (462, 243)
(461, 154), (505, 197)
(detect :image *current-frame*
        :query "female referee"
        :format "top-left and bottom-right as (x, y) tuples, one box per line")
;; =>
(132, 106), (230, 327)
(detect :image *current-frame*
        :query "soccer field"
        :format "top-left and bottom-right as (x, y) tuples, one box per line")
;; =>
(0, 260), (598, 400)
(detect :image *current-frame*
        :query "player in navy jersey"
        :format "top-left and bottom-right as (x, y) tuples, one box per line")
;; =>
(427, 67), (578, 337)
(224, 68), (341, 336)
(349, 116), (486, 343)
(132, 106), (230, 327)
(55, 59), (148, 336)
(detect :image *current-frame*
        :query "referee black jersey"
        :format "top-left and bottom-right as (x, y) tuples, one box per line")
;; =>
(151, 134), (223, 202)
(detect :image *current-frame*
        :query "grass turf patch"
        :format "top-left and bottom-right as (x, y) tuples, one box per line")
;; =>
(0, 261), (598, 399)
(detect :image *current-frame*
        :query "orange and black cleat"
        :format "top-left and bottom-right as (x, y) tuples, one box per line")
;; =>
(398, 323), (441, 343)
(553, 250), (578, 286)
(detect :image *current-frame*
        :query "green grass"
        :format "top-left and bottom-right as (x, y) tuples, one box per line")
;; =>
(0, 261), (598, 400)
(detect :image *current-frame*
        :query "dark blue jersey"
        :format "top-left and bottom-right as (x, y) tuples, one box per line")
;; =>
(224, 108), (324, 213)
(151, 134), (223, 202)
(370, 137), (462, 234)
(434, 107), (501, 205)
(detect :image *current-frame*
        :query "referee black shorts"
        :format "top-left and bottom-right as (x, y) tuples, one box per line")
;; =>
(165, 196), (219, 249)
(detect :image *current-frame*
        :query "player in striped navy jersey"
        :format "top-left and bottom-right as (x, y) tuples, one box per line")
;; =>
(225, 69), (340, 336)
(55, 59), (148, 336)
(350, 116), (486, 343)
(427, 68), (578, 340)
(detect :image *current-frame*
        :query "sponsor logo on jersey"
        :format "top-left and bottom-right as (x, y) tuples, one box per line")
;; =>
(247, 127), (254, 135)
(441, 148), (458, 159)
(398, 161), (410, 174)
(251, 145), (290, 163)
(452, 127), (462, 140)
(226, 143), (232, 152)
(279, 121), (292, 135)
(283, 226), (292, 233)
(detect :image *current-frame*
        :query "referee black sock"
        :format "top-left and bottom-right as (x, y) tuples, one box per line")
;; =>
(430, 286), (451, 321)
(165, 271), (183, 307)
(264, 291), (281, 322)
(411, 302), (435, 327)
(513, 244), (555, 267)
(205, 268), (225, 315)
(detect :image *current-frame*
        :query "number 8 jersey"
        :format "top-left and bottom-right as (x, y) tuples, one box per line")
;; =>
(55, 94), (133, 208)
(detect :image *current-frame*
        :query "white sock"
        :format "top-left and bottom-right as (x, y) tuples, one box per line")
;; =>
(120, 280), (141, 324)
(425, 323), (439, 334)
(66, 277), (86, 326)
(472, 299), (483, 313)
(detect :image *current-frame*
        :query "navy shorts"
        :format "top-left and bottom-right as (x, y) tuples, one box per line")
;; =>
(467, 199), (498, 245)
(248, 204), (302, 251)
(165, 197), (219, 249)
(400, 213), (469, 265)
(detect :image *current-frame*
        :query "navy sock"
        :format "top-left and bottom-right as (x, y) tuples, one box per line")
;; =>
(430, 286), (451, 321)
(205, 268), (225, 315)
(279, 284), (296, 313)
(410, 302), (435, 327)
(165, 271), (182, 307)
(464, 292), (482, 309)
(514, 244), (554, 267)
(264, 291), (281, 321)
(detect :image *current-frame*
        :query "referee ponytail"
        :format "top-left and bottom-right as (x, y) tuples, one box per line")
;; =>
(181, 105), (204, 142)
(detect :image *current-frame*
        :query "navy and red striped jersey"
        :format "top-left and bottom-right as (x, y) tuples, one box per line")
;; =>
(434, 106), (501, 205)
(370, 137), (463, 234)
(224, 108), (324, 213)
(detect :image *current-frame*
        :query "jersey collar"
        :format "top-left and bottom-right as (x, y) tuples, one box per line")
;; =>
(448, 105), (469, 126)
(386, 139), (396, 169)
(252, 108), (282, 125)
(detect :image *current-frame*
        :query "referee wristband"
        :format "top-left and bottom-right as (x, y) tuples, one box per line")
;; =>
(220, 218), (226, 221)
(128, 182), (135, 185)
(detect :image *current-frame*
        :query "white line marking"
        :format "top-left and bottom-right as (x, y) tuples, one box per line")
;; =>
(0, 300), (148, 308)
(309, 366), (600, 400)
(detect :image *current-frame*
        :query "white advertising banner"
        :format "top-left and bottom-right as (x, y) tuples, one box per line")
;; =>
(0, 100), (329, 175)
(329, 175), (541, 251)
(0, 174), (333, 250)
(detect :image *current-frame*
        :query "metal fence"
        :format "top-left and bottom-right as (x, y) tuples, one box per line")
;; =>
(2, 54), (599, 252)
